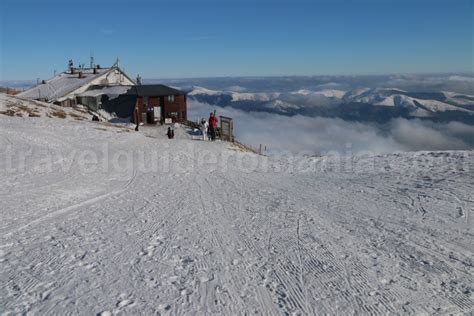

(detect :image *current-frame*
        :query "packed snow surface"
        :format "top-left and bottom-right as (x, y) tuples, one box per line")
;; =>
(0, 102), (473, 314)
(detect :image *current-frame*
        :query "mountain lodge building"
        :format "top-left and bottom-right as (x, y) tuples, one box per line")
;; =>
(17, 61), (187, 123)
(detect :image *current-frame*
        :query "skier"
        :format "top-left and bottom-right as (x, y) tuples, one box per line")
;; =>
(166, 126), (174, 139)
(208, 111), (218, 141)
(200, 118), (209, 141)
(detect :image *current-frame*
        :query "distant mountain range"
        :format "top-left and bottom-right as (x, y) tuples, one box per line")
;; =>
(187, 86), (474, 124)
(3, 74), (474, 124)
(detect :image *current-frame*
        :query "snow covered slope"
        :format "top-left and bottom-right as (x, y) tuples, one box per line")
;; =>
(0, 93), (92, 120)
(230, 91), (280, 102)
(0, 109), (473, 314)
(188, 86), (222, 96)
(291, 89), (346, 98)
(343, 88), (474, 112)
(189, 86), (280, 102)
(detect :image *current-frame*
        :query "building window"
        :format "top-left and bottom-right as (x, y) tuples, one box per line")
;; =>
(167, 95), (175, 102)
(165, 112), (178, 119)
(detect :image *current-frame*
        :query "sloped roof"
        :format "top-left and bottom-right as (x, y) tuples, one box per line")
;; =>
(18, 67), (117, 102)
(77, 84), (185, 98)
(134, 84), (185, 96)
(77, 85), (134, 98)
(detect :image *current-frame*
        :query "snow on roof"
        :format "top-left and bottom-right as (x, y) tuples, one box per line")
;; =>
(77, 85), (134, 98)
(78, 84), (185, 99)
(17, 68), (112, 102)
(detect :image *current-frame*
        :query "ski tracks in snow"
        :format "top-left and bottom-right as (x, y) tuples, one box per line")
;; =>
(1, 117), (473, 314)
(3, 170), (137, 237)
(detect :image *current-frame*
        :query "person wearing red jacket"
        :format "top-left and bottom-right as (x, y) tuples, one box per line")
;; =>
(208, 112), (218, 141)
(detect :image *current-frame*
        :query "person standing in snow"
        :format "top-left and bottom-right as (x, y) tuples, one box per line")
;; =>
(166, 126), (174, 139)
(208, 112), (218, 141)
(200, 118), (209, 141)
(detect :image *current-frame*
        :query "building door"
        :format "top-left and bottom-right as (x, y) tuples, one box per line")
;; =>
(154, 106), (161, 122)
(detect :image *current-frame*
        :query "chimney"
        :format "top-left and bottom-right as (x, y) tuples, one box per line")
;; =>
(70, 67), (75, 74)
(78, 71), (83, 78)
(93, 67), (98, 74)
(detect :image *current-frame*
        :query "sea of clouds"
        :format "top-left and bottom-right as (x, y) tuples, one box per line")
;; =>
(179, 74), (474, 154)
(189, 100), (474, 155)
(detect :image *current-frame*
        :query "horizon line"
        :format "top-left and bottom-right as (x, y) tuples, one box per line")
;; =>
(1, 71), (474, 83)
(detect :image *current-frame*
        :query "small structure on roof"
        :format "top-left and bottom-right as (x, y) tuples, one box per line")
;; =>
(18, 61), (135, 106)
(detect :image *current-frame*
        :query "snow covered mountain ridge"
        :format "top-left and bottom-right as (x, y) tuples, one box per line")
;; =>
(188, 85), (474, 123)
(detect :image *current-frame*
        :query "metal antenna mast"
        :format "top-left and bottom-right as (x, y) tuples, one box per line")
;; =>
(90, 52), (94, 69)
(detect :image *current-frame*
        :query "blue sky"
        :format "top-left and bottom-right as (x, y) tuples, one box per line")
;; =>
(0, 0), (472, 80)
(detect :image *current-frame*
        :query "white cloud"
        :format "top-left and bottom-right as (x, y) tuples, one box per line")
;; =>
(188, 100), (474, 155)
(448, 75), (474, 83)
(389, 119), (471, 151)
